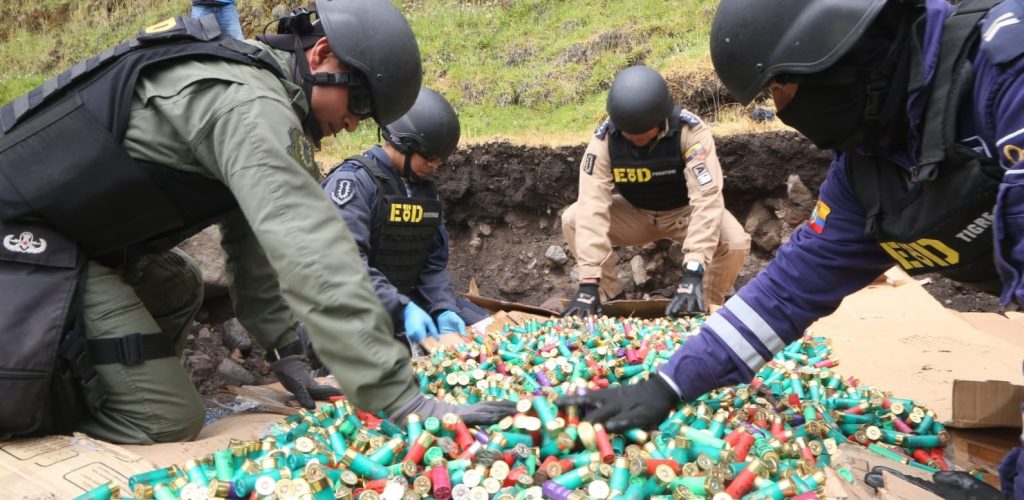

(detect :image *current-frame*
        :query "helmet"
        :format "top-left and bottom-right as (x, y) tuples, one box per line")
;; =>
(606, 65), (674, 134)
(710, 0), (887, 105)
(385, 88), (461, 160)
(316, 0), (423, 125)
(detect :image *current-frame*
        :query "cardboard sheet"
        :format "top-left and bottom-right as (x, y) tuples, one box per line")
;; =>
(0, 434), (154, 499)
(810, 268), (1024, 421)
(122, 412), (282, 468)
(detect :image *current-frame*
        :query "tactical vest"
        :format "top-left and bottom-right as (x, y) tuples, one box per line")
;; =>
(847, 0), (1003, 294)
(607, 106), (690, 211)
(0, 15), (288, 437)
(347, 155), (443, 294)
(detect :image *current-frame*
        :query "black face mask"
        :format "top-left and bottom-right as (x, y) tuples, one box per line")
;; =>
(776, 81), (867, 152)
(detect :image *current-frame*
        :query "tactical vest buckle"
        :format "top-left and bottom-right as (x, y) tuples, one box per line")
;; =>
(116, 333), (145, 366)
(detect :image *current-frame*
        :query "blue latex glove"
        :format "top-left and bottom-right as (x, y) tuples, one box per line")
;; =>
(403, 302), (438, 343)
(437, 310), (467, 336)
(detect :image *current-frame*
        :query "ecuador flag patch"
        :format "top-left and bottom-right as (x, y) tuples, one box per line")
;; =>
(808, 200), (830, 234)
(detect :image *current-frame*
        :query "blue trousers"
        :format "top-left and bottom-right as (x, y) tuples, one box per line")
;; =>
(190, 3), (243, 40)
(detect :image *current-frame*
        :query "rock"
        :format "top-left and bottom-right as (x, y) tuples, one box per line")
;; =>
(230, 348), (244, 363)
(217, 358), (255, 386)
(539, 295), (564, 311)
(178, 225), (228, 299)
(668, 242), (685, 267)
(469, 236), (483, 255)
(570, 266), (580, 282)
(271, 4), (289, 19)
(197, 326), (213, 340)
(630, 255), (648, 287)
(743, 200), (773, 235)
(786, 174), (815, 207)
(186, 353), (216, 381)
(479, 223), (493, 236)
(222, 318), (253, 355)
(545, 245), (569, 265)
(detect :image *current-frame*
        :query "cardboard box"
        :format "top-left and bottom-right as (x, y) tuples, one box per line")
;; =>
(951, 379), (1024, 429)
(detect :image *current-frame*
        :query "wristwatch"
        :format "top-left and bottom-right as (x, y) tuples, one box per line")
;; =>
(264, 340), (305, 363)
(685, 261), (703, 273)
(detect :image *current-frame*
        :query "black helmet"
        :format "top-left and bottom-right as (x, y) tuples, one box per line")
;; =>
(316, 0), (423, 125)
(710, 0), (887, 105)
(606, 65), (674, 134)
(385, 88), (461, 160)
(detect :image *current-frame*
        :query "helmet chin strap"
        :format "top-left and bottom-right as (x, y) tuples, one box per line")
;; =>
(402, 151), (424, 183)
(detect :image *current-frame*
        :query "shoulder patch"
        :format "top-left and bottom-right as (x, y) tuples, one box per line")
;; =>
(678, 109), (700, 128)
(691, 163), (713, 186)
(684, 142), (708, 163)
(286, 126), (317, 176)
(998, 127), (1024, 169)
(808, 200), (831, 234)
(330, 178), (355, 206)
(582, 153), (597, 175)
(594, 120), (610, 139)
(980, 1), (1024, 65)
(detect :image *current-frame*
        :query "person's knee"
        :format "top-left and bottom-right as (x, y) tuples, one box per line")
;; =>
(148, 398), (205, 443)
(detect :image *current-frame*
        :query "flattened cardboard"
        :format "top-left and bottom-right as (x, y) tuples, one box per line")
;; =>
(122, 412), (282, 468)
(463, 293), (558, 317)
(810, 267), (1024, 420)
(0, 434), (154, 499)
(951, 379), (1024, 429)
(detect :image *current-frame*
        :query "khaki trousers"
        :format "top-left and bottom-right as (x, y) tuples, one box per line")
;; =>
(562, 195), (750, 306)
(76, 248), (206, 444)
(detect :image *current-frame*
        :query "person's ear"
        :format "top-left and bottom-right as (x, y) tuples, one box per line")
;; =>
(307, 37), (333, 71)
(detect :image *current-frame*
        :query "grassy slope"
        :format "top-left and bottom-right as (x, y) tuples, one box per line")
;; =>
(1, 0), (770, 163)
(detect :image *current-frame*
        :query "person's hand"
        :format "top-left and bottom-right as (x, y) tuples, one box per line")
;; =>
(271, 354), (343, 409)
(436, 310), (467, 336)
(556, 376), (679, 432)
(865, 466), (1002, 500)
(666, 263), (705, 317)
(389, 393), (517, 426)
(562, 283), (602, 318)
(403, 302), (438, 343)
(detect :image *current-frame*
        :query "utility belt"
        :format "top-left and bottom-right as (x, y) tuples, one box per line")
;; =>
(0, 220), (175, 438)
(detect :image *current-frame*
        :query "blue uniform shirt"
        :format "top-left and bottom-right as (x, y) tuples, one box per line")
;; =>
(659, 0), (1024, 399)
(321, 146), (458, 325)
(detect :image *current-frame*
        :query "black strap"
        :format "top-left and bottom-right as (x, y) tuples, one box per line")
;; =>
(87, 332), (175, 366)
(915, 0), (1002, 181)
(265, 340), (305, 363)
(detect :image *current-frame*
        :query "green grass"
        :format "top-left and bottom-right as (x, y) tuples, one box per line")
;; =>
(1, 0), (720, 161)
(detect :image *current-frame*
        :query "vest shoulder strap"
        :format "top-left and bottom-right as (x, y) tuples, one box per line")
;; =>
(915, 0), (1002, 181)
(343, 154), (398, 197)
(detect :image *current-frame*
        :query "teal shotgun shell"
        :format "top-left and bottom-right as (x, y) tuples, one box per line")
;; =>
(424, 416), (442, 435)
(152, 482), (177, 500)
(129, 466), (178, 489)
(184, 459), (209, 487)
(233, 468), (282, 497)
(73, 481), (118, 500)
(213, 449), (234, 481)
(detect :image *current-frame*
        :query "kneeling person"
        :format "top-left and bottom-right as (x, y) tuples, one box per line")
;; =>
(562, 65), (751, 318)
(322, 88), (483, 346)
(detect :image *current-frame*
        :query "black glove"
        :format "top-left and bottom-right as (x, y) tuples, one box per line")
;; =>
(556, 376), (679, 433)
(665, 264), (705, 317)
(562, 283), (602, 318)
(389, 393), (517, 426)
(865, 466), (1002, 500)
(271, 354), (343, 409)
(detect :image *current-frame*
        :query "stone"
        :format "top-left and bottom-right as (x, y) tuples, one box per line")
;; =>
(178, 225), (228, 299)
(544, 245), (569, 265)
(186, 352), (216, 381)
(630, 255), (648, 287)
(222, 318), (253, 355)
(570, 266), (580, 282)
(217, 358), (255, 386)
(743, 200), (774, 234)
(786, 174), (815, 207)
(479, 223), (493, 236)
(271, 4), (290, 18)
